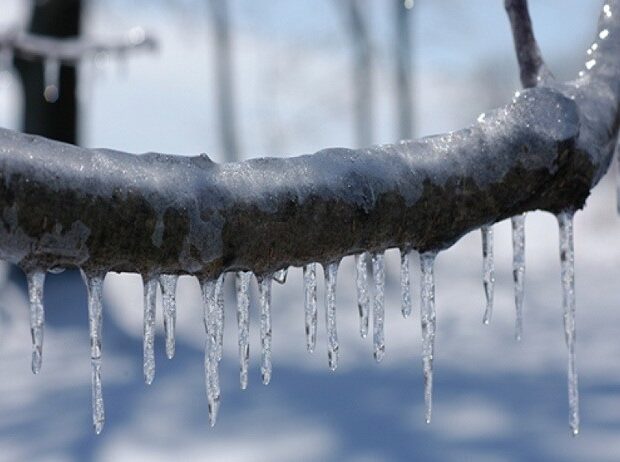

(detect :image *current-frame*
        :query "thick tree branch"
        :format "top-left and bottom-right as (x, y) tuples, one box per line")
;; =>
(0, 3), (618, 280)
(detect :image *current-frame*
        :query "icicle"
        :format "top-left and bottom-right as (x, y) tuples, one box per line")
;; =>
(481, 225), (495, 325)
(259, 276), (273, 385)
(303, 263), (318, 353)
(273, 268), (288, 284)
(355, 252), (370, 338)
(616, 140), (620, 214)
(159, 275), (178, 360)
(420, 251), (437, 424)
(372, 252), (385, 362)
(236, 272), (251, 390)
(557, 211), (580, 436)
(26, 270), (45, 374)
(215, 273), (226, 362)
(512, 214), (526, 341)
(200, 279), (221, 426)
(400, 249), (412, 319)
(82, 271), (105, 435)
(324, 261), (339, 371)
(143, 277), (157, 385)
(43, 58), (60, 103)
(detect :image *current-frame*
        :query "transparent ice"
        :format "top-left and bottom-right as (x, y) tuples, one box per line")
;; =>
(303, 263), (318, 353)
(481, 225), (495, 325)
(420, 251), (437, 424)
(159, 274), (178, 359)
(259, 276), (273, 385)
(512, 214), (526, 340)
(143, 277), (157, 385)
(324, 261), (339, 371)
(355, 252), (370, 338)
(26, 269), (45, 375)
(372, 252), (385, 362)
(236, 271), (251, 389)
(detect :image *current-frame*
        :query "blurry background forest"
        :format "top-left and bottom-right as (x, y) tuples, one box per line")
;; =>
(1, 1), (620, 461)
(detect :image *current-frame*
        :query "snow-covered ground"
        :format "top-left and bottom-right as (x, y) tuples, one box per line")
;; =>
(1, 1), (619, 461)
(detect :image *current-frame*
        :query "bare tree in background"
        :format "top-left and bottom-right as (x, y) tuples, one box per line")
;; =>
(207, 0), (240, 162)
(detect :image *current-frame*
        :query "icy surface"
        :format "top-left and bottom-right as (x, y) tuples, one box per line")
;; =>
(355, 253), (370, 338)
(481, 226), (495, 324)
(557, 211), (580, 436)
(324, 261), (339, 371)
(303, 264), (317, 353)
(159, 274), (178, 360)
(82, 271), (105, 435)
(400, 249), (412, 319)
(142, 277), (157, 385)
(200, 278), (221, 426)
(420, 252), (437, 424)
(372, 252), (385, 362)
(236, 272), (251, 390)
(259, 276), (273, 385)
(26, 270), (45, 375)
(512, 214), (526, 340)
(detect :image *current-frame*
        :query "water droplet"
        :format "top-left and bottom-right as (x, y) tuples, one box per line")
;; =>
(273, 268), (288, 284)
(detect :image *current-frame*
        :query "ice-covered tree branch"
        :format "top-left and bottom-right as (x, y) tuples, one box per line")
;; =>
(0, 3), (618, 280)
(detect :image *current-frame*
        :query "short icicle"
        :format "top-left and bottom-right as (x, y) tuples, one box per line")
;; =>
(303, 264), (318, 353)
(481, 225), (495, 325)
(258, 276), (273, 385)
(511, 214), (526, 341)
(400, 249), (412, 319)
(273, 268), (288, 284)
(159, 274), (178, 360)
(557, 211), (580, 436)
(355, 252), (370, 338)
(215, 273), (226, 362)
(236, 272), (251, 389)
(143, 277), (157, 385)
(82, 271), (105, 435)
(324, 261), (340, 371)
(26, 270), (45, 374)
(201, 279), (221, 426)
(420, 251), (437, 424)
(372, 252), (386, 362)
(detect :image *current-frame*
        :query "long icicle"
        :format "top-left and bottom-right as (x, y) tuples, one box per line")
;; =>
(201, 279), (221, 426)
(26, 269), (45, 374)
(512, 214), (526, 340)
(143, 276), (157, 385)
(420, 251), (437, 424)
(372, 252), (386, 362)
(259, 276), (273, 385)
(236, 271), (251, 390)
(159, 274), (178, 360)
(355, 252), (370, 338)
(303, 263), (318, 353)
(324, 261), (339, 371)
(82, 271), (105, 435)
(557, 211), (580, 436)
(400, 249), (413, 319)
(215, 273), (226, 362)
(481, 225), (495, 325)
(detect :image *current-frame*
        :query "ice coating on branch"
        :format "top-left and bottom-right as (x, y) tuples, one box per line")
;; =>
(159, 274), (178, 359)
(259, 276), (273, 385)
(400, 249), (412, 319)
(557, 211), (580, 436)
(481, 226), (495, 325)
(372, 252), (385, 362)
(324, 261), (339, 371)
(26, 270), (45, 374)
(512, 214), (526, 340)
(303, 264), (318, 353)
(420, 251), (437, 424)
(201, 278), (221, 426)
(236, 272), (251, 389)
(143, 277), (157, 385)
(43, 58), (60, 103)
(355, 253), (370, 338)
(82, 271), (105, 435)
(273, 268), (288, 284)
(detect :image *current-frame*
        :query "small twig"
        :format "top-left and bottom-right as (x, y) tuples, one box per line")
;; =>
(504, 0), (553, 88)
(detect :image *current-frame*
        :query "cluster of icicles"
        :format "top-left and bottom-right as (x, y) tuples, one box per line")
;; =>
(22, 211), (579, 436)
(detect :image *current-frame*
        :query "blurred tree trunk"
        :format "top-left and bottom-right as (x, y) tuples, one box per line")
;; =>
(208, 0), (240, 162)
(15, 0), (82, 144)
(395, 1), (414, 140)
